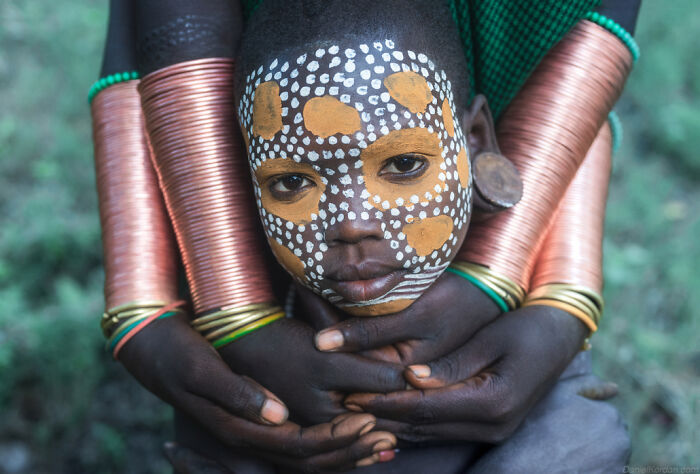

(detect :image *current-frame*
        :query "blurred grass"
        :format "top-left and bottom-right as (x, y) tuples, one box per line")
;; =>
(0, 0), (698, 472)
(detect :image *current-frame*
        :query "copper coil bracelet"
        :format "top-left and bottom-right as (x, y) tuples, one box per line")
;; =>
(458, 20), (633, 291)
(139, 58), (276, 319)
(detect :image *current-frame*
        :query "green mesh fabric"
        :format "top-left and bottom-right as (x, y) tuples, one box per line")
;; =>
(240, 0), (600, 118)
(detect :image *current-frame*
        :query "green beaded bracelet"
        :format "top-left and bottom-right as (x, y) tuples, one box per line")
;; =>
(584, 11), (640, 62)
(88, 71), (141, 104)
(446, 267), (510, 313)
(608, 110), (623, 154)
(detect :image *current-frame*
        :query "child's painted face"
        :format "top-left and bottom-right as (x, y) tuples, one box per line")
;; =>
(238, 40), (472, 316)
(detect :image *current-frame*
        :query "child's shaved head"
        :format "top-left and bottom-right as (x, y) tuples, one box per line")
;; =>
(236, 0), (475, 316)
(236, 0), (469, 109)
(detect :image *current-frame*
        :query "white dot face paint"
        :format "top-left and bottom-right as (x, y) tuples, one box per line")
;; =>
(239, 40), (473, 316)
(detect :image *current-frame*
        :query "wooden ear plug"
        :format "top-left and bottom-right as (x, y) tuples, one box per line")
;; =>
(471, 151), (523, 213)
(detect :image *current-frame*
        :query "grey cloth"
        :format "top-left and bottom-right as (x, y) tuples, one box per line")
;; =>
(468, 351), (631, 474)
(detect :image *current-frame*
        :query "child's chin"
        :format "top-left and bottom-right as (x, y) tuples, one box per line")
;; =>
(341, 298), (415, 317)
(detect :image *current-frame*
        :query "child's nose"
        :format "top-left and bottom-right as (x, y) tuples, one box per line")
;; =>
(324, 214), (383, 245)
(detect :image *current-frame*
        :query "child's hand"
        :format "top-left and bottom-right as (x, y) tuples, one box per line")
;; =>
(118, 313), (396, 470)
(218, 317), (407, 426)
(310, 272), (501, 365)
(340, 306), (587, 443)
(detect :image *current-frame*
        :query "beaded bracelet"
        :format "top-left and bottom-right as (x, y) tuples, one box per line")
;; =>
(87, 71), (141, 104)
(584, 11), (640, 62)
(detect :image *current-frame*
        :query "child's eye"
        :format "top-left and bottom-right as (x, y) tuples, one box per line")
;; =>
(379, 154), (427, 179)
(269, 174), (315, 200)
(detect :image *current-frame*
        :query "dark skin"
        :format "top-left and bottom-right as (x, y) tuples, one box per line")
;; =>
(150, 92), (587, 474)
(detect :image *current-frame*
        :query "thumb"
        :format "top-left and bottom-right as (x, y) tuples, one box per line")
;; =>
(314, 312), (421, 353)
(194, 356), (289, 426)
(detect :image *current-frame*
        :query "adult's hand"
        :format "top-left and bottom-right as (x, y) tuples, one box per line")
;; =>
(307, 272), (501, 365)
(341, 306), (588, 444)
(219, 316), (407, 426)
(119, 313), (397, 471)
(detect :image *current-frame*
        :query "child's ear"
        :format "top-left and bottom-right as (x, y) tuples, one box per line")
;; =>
(461, 94), (500, 156)
(460, 94), (522, 214)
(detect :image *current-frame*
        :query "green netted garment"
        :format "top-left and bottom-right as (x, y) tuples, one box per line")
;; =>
(240, 0), (599, 118)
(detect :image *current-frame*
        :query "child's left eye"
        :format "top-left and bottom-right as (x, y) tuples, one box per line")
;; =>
(379, 155), (427, 177)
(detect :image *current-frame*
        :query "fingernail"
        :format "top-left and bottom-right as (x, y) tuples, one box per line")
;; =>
(372, 440), (395, 452)
(408, 364), (431, 378)
(356, 454), (379, 467)
(359, 420), (376, 436)
(378, 450), (396, 462)
(261, 399), (288, 424)
(315, 329), (344, 351)
(345, 402), (363, 412)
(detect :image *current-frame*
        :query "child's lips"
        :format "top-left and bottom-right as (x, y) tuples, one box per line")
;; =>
(327, 270), (406, 303)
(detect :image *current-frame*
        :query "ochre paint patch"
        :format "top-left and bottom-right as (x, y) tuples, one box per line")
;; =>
(255, 158), (326, 225)
(362, 128), (445, 210)
(253, 81), (282, 139)
(456, 148), (470, 188)
(402, 215), (454, 257)
(269, 239), (306, 281)
(384, 71), (432, 114)
(442, 99), (455, 137)
(343, 298), (414, 317)
(303, 96), (361, 138)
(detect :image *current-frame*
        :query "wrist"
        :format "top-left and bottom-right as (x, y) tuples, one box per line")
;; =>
(523, 304), (589, 357)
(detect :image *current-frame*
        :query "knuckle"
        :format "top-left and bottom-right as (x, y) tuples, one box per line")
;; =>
(410, 392), (437, 424)
(438, 355), (462, 382)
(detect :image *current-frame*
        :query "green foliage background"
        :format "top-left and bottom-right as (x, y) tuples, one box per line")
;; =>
(0, 1), (698, 472)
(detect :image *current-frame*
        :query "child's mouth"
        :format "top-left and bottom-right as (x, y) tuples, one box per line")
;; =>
(327, 267), (406, 303)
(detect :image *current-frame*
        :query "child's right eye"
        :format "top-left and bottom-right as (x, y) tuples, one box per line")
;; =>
(269, 174), (315, 200)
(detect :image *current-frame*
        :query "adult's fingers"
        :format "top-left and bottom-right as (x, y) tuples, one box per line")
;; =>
(164, 442), (231, 474)
(191, 399), (388, 459)
(344, 373), (504, 425)
(403, 336), (497, 389)
(321, 352), (406, 393)
(375, 419), (515, 444)
(315, 311), (427, 353)
(188, 355), (289, 426)
(256, 430), (397, 472)
(314, 272), (496, 355)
